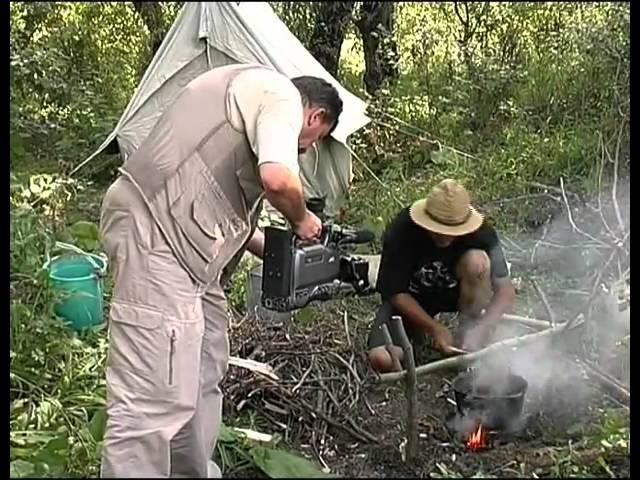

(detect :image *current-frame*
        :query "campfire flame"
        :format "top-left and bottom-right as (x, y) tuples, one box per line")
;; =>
(466, 423), (488, 451)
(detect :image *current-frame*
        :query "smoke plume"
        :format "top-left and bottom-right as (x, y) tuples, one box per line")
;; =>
(460, 177), (630, 429)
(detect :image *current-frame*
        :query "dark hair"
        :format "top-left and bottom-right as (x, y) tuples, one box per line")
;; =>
(291, 76), (343, 133)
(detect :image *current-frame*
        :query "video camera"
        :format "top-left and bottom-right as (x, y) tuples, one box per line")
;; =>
(261, 198), (375, 312)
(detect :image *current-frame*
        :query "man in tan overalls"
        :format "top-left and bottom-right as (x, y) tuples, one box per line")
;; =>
(99, 64), (343, 477)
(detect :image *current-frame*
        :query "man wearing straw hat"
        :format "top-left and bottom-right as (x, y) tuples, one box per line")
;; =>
(367, 179), (516, 372)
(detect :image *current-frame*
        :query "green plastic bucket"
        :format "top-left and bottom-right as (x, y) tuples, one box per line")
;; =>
(46, 244), (108, 332)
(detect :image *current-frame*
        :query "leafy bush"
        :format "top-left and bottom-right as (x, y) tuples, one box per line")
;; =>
(337, 3), (629, 232)
(10, 2), (146, 171)
(11, 221), (101, 476)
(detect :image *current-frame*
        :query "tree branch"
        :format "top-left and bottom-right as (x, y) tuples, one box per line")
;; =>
(531, 278), (555, 327)
(381, 323), (403, 371)
(391, 316), (418, 462)
(377, 318), (584, 384)
(577, 358), (629, 405)
(611, 121), (626, 234)
(562, 234), (628, 332)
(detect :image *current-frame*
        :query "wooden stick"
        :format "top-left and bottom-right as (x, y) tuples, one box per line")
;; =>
(502, 313), (561, 329)
(343, 310), (351, 348)
(278, 394), (376, 443)
(391, 315), (418, 462)
(447, 346), (469, 355)
(381, 323), (403, 371)
(232, 427), (273, 443)
(562, 236), (627, 333)
(292, 356), (315, 394)
(376, 319), (584, 384)
(327, 351), (362, 383)
(577, 358), (630, 403)
(531, 278), (556, 326)
(228, 356), (279, 380)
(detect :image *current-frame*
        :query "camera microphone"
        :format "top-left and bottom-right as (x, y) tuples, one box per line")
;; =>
(343, 229), (375, 244)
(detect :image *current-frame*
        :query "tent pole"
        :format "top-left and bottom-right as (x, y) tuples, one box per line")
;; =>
(206, 41), (213, 69)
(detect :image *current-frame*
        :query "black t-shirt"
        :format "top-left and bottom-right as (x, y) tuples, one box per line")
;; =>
(376, 207), (509, 310)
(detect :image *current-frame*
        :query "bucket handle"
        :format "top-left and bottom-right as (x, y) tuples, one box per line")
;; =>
(43, 241), (108, 276)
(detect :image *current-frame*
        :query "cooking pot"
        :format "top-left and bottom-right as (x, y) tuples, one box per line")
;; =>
(452, 369), (528, 431)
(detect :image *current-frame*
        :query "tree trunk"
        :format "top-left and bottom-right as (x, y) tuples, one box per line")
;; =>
(308, 2), (356, 77)
(356, 1), (399, 95)
(132, 1), (166, 56)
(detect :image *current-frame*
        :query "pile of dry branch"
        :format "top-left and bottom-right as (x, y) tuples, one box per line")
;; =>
(222, 306), (377, 469)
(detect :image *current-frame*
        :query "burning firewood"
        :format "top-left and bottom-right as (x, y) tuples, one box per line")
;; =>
(465, 423), (490, 452)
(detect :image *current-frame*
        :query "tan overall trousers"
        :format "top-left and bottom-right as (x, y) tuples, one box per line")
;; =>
(99, 65), (265, 478)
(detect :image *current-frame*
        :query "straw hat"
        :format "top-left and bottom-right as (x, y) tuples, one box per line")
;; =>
(409, 179), (484, 236)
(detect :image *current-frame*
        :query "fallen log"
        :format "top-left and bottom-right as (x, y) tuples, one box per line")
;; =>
(376, 318), (584, 384)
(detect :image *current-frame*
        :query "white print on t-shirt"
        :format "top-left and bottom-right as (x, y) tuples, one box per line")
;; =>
(408, 261), (458, 293)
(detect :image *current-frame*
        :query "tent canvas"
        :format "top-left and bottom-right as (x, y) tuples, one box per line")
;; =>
(75, 1), (370, 214)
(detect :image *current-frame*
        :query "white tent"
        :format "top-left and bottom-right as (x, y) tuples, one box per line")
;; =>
(75, 1), (370, 214)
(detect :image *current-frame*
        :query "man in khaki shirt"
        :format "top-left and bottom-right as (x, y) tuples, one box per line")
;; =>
(227, 67), (333, 254)
(99, 64), (343, 478)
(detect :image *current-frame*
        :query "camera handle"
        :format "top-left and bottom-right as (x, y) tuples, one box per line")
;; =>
(293, 221), (334, 249)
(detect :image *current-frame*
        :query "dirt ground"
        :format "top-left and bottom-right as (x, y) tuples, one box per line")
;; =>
(227, 364), (629, 478)
(224, 298), (629, 478)
(322, 372), (624, 478)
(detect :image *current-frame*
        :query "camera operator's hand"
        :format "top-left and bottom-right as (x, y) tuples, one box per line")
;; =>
(294, 210), (322, 242)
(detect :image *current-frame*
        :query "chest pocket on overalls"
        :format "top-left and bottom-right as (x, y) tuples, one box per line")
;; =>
(171, 189), (227, 265)
(169, 166), (250, 284)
